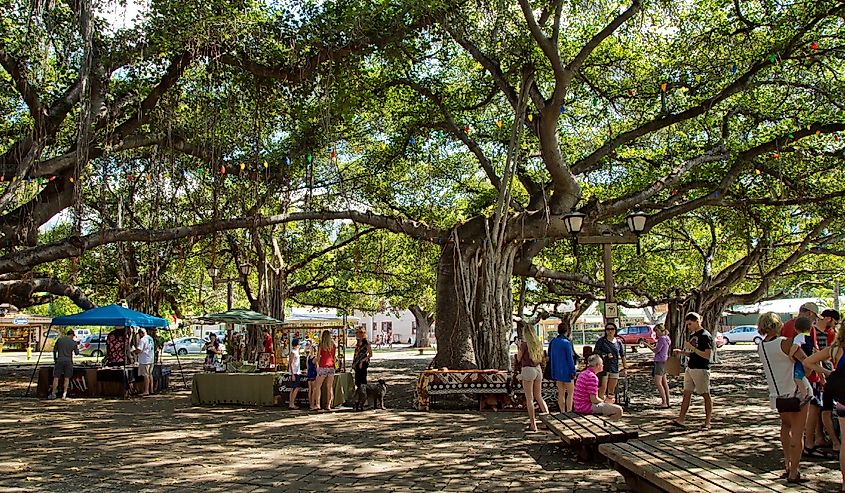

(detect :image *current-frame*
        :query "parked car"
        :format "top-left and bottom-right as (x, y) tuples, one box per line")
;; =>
(722, 325), (761, 345)
(163, 337), (226, 356)
(617, 325), (656, 347)
(79, 334), (108, 357)
(163, 337), (206, 355)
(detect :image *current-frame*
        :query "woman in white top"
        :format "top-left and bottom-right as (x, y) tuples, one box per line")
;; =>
(757, 312), (826, 484)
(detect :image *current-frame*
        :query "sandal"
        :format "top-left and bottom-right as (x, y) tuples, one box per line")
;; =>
(803, 447), (825, 459)
(786, 471), (810, 484)
(668, 419), (686, 428)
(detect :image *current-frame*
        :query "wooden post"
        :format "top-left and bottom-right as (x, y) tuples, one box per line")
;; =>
(603, 244), (615, 326)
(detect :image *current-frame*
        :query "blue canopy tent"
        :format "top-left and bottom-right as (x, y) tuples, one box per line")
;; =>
(27, 304), (184, 397)
(51, 304), (170, 328)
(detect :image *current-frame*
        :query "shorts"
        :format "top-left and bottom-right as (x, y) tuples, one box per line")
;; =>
(54, 359), (73, 378)
(138, 364), (152, 377)
(317, 367), (335, 378)
(291, 374), (303, 387)
(653, 362), (666, 376)
(683, 368), (710, 394)
(810, 382), (822, 407)
(599, 372), (619, 380)
(591, 402), (622, 416)
(794, 362), (806, 380)
(520, 366), (542, 382)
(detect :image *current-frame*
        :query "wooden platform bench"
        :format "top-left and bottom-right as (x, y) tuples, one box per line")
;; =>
(598, 439), (824, 493)
(540, 412), (638, 461)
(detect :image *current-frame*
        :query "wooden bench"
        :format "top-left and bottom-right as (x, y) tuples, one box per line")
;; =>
(540, 412), (638, 461)
(598, 439), (824, 493)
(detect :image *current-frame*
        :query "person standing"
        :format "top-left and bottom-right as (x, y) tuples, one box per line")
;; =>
(312, 330), (336, 410)
(134, 328), (154, 395)
(49, 329), (79, 400)
(594, 323), (625, 402)
(352, 328), (372, 387)
(288, 338), (302, 409)
(669, 312), (714, 429)
(758, 312), (823, 484)
(517, 328), (550, 432)
(646, 324), (671, 408)
(781, 302), (820, 343)
(203, 333), (222, 372)
(306, 343), (319, 410)
(549, 323), (576, 412)
(816, 309), (842, 453)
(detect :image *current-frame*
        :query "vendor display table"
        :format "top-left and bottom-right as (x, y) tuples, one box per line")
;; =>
(191, 373), (278, 406)
(277, 372), (354, 408)
(415, 369), (558, 410)
(36, 367), (99, 398)
(98, 365), (171, 398)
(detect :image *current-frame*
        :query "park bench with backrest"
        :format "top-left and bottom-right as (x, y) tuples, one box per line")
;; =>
(598, 439), (825, 493)
(540, 412), (638, 461)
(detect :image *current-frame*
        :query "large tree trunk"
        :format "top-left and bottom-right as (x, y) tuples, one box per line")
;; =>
(431, 230), (517, 370)
(409, 304), (433, 348)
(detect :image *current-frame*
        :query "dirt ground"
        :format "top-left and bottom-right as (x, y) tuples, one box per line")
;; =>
(0, 347), (841, 492)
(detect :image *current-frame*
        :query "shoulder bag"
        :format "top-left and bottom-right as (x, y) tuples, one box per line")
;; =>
(760, 339), (801, 413)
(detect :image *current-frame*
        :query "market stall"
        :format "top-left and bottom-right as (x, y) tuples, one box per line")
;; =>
(190, 309), (355, 407)
(27, 304), (174, 398)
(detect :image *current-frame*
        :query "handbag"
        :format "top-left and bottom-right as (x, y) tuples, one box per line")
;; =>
(760, 339), (801, 413)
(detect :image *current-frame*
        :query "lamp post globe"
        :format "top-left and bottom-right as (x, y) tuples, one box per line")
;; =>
(563, 212), (587, 235)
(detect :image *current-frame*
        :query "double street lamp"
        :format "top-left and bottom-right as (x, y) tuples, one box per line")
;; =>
(562, 211), (649, 324)
(207, 263), (253, 310)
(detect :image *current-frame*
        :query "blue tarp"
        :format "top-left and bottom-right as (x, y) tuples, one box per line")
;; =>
(50, 304), (169, 328)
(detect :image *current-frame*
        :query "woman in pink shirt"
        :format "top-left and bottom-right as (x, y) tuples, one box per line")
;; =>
(573, 354), (623, 420)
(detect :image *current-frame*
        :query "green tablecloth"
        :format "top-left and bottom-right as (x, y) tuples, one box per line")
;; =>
(191, 373), (277, 406)
(279, 371), (355, 408)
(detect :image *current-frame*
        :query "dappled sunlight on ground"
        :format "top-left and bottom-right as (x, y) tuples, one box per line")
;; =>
(0, 347), (841, 491)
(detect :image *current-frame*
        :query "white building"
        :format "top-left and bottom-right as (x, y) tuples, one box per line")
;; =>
(353, 309), (419, 346)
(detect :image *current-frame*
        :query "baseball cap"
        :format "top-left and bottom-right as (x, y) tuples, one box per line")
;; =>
(684, 312), (701, 322)
(800, 302), (819, 316)
(821, 309), (841, 321)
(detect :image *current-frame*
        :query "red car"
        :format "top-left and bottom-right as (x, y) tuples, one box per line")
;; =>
(617, 325), (656, 346)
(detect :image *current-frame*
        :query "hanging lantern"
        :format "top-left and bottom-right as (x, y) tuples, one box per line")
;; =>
(527, 115), (533, 122)
(660, 83), (667, 92)
(330, 150), (337, 159)
(811, 42), (819, 50)
(731, 63), (737, 74)
(285, 156), (291, 166)
(559, 106), (565, 114)
(220, 165), (226, 174)
(240, 163), (245, 171)
(307, 154), (313, 163)
(773, 152), (780, 158)
(496, 119), (503, 128)
(464, 125), (470, 133)
(627, 89), (634, 96)
(410, 136), (415, 145)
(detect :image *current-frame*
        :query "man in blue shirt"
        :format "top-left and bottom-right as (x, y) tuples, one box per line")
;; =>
(549, 323), (577, 412)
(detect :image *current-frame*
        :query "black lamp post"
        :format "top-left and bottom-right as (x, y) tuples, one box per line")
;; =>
(626, 211), (648, 255)
(562, 212), (587, 254)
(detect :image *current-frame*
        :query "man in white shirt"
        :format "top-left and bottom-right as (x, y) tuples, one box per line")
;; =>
(134, 328), (154, 395)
